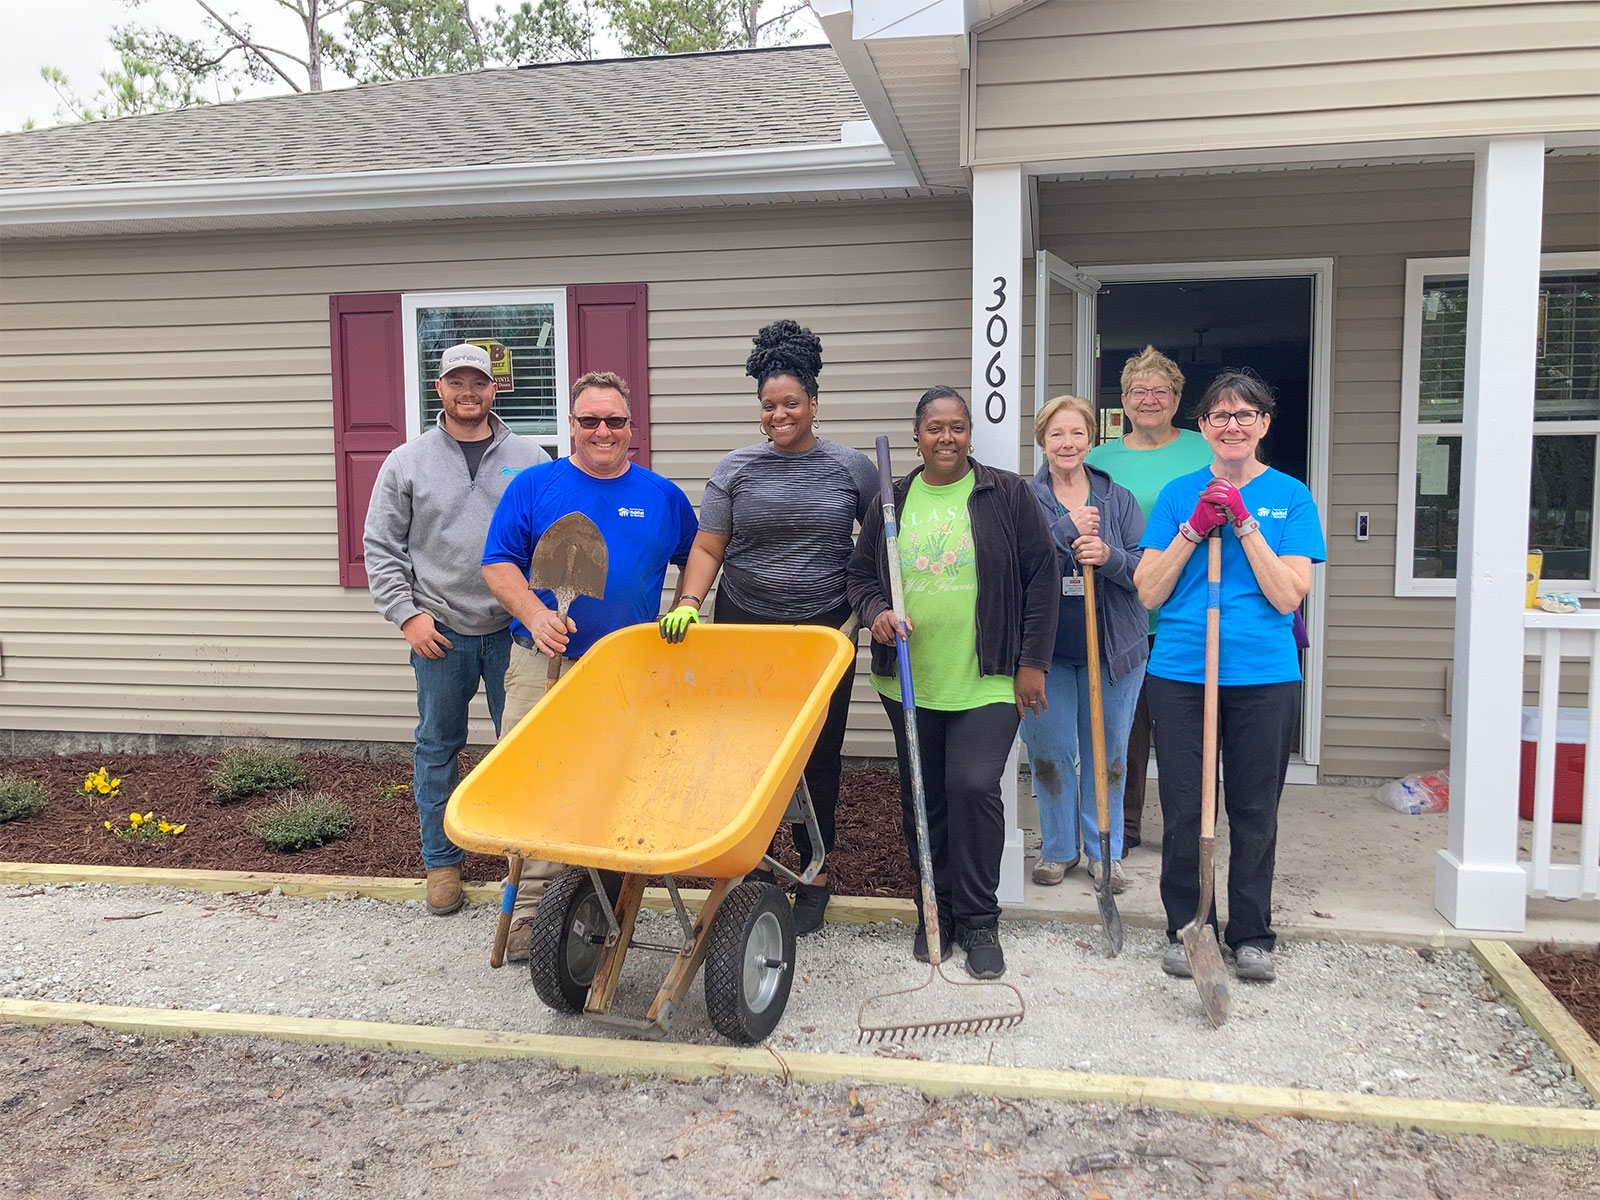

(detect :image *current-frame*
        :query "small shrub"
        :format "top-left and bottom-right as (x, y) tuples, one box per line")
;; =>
(250, 792), (356, 853)
(0, 774), (48, 823)
(208, 750), (309, 803)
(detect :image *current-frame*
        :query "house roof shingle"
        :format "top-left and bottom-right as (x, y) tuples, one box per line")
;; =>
(0, 46), (869, 191)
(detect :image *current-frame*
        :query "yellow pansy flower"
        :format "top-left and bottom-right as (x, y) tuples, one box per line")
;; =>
(158, 822), (172, 833)
(171, 824), (186, 835)
(103, 821), (112, 830)
(129, 812), (143, 826)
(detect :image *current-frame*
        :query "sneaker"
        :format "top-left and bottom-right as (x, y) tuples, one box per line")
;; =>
(425, 865), (464, 916)
(1235, 944), (1276, 983)
(746, 866), (779, 888)
(912, 922), (954, 964)
(792, 882), (830, 936)
(961, 925), (1006, 979)
(1123, 833), (1141, 851)
(1031, 859), (1069, 886)
(1161, 941), (1192, 978)
(1087, 859), (1127, 894)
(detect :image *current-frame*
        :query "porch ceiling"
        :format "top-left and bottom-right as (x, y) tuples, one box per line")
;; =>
(863, 38), (966, 187)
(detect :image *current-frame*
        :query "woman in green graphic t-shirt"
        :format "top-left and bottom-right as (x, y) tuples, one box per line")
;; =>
(846, 386), (1059, 982)
(1085, 346), (1213, 851)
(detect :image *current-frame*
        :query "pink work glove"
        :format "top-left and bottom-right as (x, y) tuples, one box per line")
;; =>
(1182, 492), (1229, 543)
(1201, 477), (1251, 526)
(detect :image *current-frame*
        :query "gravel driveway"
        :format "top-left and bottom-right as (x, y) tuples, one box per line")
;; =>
(1, 882), (1590, 1110)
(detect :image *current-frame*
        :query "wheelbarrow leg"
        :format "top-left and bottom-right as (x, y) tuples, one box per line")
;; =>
(644, 878), (734, 1029)
(584, 872), (647, 1017)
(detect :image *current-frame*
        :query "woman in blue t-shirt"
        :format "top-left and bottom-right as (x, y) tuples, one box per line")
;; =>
(1133, 369), (1326, 987)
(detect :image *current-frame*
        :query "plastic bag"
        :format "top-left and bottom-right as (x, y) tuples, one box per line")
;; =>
(1376, 770), (1449, 815)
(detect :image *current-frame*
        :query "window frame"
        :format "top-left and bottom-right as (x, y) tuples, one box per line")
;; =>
(400, 286), (572, 458)
(1395, 251), (1600, 598)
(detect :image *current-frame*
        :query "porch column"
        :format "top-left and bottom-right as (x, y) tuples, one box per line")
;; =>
(1435, 137), (1546, 931)
(970, 163), (1027, 905)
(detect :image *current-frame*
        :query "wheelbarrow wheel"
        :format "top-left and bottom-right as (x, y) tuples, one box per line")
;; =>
(528, 865), (622, 1013)
(704, 881), (795, 1044)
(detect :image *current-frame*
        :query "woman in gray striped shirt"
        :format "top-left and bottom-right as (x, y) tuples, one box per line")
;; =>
(661, 319), (877, 934)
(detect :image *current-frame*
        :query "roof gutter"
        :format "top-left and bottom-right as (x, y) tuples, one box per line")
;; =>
(0, 136), (920, 230)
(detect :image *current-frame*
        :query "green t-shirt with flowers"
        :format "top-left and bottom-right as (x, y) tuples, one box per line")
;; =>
(873, 471), (1015, 712)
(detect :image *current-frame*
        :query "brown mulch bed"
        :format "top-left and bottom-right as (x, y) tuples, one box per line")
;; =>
(1520, 943), (1600, 1044)
(0, 752), (915, 898)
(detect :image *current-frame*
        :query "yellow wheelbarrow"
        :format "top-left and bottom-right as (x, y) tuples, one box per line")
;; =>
(444, 622), (856, 1043)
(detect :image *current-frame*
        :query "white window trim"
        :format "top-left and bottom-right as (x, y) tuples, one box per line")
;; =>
(1396, 252), (1600, 598)
(400, 287), (571, 457)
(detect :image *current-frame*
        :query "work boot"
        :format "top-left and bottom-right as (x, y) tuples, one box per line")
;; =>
(792, 881), (830, 936)
(1234, 945), (1276, 983)
(425, 865), (463, 916)
(1161, 941), (1192, 978)
(505, 916), (534, 964)
(912, 922), (954, 964)
(960, 925), (1006, 979)
(1087, 859), (1127, 895)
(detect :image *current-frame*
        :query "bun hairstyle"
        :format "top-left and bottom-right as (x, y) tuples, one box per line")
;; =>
(745, 319), (823, 398)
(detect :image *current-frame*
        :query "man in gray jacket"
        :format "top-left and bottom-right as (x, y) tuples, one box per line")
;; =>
(364, 342), (549, 917)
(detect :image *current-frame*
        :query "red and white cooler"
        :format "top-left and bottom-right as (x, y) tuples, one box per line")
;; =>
(1518, 706), (1587, 824)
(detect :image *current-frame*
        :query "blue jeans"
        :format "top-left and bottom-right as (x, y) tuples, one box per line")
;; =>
(411, 624), (510, 870)
(1021, 661), (1145, 864)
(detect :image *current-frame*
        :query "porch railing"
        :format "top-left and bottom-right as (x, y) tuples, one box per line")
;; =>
(1521, 611), (1600, 902)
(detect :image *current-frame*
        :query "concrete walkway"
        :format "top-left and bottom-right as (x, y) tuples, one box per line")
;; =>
(1013, 782), (1598, 951)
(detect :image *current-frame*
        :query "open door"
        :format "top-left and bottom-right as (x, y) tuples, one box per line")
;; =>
(1035, 251), (1101, 414)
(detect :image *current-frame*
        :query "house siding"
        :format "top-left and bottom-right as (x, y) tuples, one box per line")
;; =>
(0, 199), (973, 756)
(971, 0), (1600, 166)
(1037, 155), (1600, 778)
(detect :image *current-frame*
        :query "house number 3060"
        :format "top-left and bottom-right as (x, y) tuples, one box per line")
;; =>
(983, 276), (1008, 424)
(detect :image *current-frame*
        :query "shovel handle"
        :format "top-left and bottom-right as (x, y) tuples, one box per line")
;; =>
(1200, 531), (1222, 841)
(1082, 565), (1112, 839)
(489, 854), (525, 969)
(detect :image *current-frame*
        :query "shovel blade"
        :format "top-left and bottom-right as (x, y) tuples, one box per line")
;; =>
(528, 512), (608, 601)
(1178, 922), (1231, 1027)
(1095, 832), (1123, 957)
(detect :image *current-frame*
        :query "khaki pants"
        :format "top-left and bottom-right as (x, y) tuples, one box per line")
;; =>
(502, 641), (577, 906)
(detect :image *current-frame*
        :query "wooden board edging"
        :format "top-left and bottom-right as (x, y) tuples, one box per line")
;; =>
(1, 998), (1595, 1149)
(1473, 939), (1600, 1103)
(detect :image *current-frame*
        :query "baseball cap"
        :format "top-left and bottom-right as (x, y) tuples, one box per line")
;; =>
(437, 343), (494, 379)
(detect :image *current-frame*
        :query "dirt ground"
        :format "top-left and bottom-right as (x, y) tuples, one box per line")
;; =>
(2, 1025), (1596, 1200)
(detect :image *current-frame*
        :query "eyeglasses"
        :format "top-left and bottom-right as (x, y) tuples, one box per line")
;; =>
(1203, 409), (1263, 429)
(573, 415), (630, 430)
(1126, 387), (1173, 401)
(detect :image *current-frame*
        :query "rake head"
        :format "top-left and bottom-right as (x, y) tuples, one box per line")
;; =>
(856, 966), (1027, 1044)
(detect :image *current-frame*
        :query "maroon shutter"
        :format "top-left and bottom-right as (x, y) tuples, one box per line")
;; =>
(329, 292), (406, 587)
(568, 283), (650, 467)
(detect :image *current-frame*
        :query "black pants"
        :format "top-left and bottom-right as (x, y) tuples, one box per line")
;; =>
(880, 697), (1019, 932)
(1145, 675), (1300, 952)
(714, 590), (855, 866)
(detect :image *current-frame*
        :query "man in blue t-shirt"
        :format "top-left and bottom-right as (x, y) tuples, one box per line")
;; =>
(480, 370), (697, 958)
(483, 370), (698, 730)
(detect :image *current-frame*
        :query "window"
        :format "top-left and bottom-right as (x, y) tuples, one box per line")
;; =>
(400, 288), (570, 454)
(1396, 254), (1600, 596)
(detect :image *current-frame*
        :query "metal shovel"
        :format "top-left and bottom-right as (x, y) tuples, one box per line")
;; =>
(489, 511), (608, 969)
(856, 436), (1026, 1043)
(1177, 529), (1231, 1026)
(1081, 563), (1123, 957)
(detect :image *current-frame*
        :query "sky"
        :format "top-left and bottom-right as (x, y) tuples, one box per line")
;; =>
(2, 0), (823, 133)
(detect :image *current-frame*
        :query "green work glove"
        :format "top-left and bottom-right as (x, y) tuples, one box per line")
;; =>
(659, 605), (700, 644)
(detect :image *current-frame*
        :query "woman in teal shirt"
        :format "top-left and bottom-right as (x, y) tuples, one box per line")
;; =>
(1086, 346), (1214, 850)
(846, 387), (1058, 981)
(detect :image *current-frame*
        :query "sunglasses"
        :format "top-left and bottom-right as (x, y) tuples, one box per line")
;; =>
(573, 415), (629, 430)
